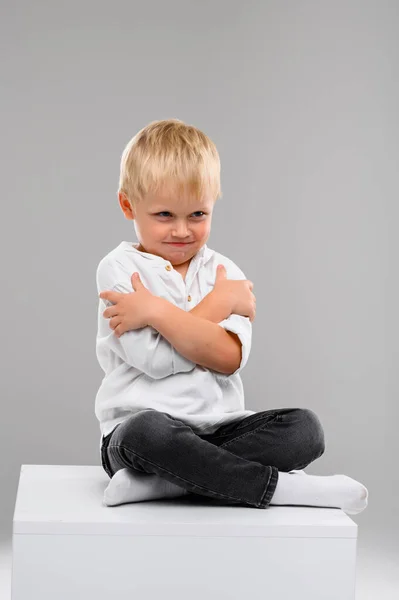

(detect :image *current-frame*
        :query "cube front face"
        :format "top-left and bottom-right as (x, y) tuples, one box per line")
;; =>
(12, 533), (357, 600)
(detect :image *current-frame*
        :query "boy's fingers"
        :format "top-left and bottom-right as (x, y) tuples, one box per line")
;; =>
(99, 291), (117, 302)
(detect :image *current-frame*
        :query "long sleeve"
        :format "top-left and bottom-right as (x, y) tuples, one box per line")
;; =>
(217, 313), (252, 375)
(96, 270), (196, 380)
(214, 260), (252, 377)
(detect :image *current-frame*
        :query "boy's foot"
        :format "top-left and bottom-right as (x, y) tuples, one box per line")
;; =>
(270, 472), (368, 514)
(103, 467), (189, 507)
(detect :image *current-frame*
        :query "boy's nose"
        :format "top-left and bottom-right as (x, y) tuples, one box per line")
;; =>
(172, 224), (189, 237)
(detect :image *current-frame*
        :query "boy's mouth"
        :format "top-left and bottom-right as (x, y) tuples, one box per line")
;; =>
(167, 242), (192, 246)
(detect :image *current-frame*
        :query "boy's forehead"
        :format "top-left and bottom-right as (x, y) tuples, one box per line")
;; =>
(148, 187), (213, 211)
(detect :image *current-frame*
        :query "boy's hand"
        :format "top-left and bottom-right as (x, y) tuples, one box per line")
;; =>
(99, 272), (159, 337)
(214, 264), (256, 322)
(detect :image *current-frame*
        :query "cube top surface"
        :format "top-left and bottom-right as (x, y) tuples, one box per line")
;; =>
(13, 465), (357, 538)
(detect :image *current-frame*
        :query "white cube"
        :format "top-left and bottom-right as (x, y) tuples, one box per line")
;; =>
(12, 465), (358, 599)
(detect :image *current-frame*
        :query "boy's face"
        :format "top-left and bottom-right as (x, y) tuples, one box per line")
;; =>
(119, 184), (215, 266)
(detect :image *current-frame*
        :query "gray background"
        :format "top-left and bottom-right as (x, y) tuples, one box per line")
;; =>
(1, 0), (398, 595)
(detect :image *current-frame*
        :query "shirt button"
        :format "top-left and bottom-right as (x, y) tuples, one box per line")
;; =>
(187, 295), (192, 302)
(165, 265), (172, 271)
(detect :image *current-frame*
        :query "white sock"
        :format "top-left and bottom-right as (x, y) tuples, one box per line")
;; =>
(270, 471), (368, 515)
(103, 468), (190, 507)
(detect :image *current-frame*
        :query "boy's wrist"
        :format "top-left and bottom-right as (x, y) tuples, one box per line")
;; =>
(189, 290), (232, 323)
(147, 291), (232, 329)
(147, 296), (167, 327)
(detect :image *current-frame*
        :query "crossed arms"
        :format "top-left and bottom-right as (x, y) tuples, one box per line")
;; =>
(98, 284), (248, 378)
(97, 260), (251, 378)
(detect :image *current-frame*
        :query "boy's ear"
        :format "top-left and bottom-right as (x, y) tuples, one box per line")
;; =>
(118, 192), (135, 220)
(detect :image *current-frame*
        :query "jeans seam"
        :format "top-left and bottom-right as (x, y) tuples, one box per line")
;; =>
(259, 467), (272, 507)
(259, 466), (279, 508)
(232, 412), (278, 432)
(234, 413), (274, 431)
(208, 413), (280, 441)
(101, 448), (112, 479)
(219, 414), (280, 449)
(107, 442), (250, 505)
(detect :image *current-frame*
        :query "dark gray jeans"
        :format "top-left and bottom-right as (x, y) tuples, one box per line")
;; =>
(101, 407), (325, 509)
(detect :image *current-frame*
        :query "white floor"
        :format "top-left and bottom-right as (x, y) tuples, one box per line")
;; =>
(1, 531), (398, 599)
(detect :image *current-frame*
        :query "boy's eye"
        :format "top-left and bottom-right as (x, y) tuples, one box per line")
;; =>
(156, 211), (205, 218)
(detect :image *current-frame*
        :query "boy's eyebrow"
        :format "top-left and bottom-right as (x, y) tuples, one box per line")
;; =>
(151, 206), (209, 212)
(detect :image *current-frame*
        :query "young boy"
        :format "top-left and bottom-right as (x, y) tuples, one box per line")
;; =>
(96, 119), (368, 513)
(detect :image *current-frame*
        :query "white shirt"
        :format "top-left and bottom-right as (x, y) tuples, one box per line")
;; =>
(95, 241), (255, 451)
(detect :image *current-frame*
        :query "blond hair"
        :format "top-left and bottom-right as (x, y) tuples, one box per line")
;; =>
(118, 119), (222, 208)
